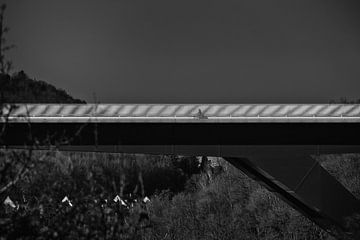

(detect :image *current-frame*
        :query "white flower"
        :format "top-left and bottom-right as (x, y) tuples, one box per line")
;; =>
(114, 195), (127, 206)
(61, 196), (73, 207)
(143, 196), (150, 203)
(4, 196), (16, 208)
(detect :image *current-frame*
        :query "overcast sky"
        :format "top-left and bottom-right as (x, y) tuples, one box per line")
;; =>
(4, 0), (360, 103)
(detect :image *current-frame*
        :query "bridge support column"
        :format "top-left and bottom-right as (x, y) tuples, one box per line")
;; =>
(224, 154), (360, 239)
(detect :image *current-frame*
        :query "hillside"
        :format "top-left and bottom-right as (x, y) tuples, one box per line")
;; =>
(0, 71), (85, 103)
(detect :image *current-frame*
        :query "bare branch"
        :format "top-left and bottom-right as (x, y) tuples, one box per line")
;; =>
(0, 165), (29, 194)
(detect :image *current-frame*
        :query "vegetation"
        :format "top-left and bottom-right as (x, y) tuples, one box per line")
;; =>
(1, 68), (359, 239)
(0, 3), (15, 75)
(329, 97), (360, 104)
(0, 2), (358, 238)
(0, 72), (85, 103)
(1, 145), (359, 239)
(0, 70), (359, 238)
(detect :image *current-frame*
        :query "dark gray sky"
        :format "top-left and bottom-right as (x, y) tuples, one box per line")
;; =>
(4, 0), (360, 103)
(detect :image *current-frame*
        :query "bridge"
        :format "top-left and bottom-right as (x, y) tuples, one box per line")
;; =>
(1, 103), (360, 238)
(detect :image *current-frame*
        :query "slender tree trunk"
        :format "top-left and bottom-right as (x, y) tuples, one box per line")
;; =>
(0, 10), (3, 73)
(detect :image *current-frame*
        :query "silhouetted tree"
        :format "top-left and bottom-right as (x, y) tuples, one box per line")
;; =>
(329, 97), (360, 104)
(0, 4), (15, 74)
(0, 71), (86, 103)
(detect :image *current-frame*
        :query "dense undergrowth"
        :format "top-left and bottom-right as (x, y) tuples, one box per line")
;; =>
(1, 148), (359, 239)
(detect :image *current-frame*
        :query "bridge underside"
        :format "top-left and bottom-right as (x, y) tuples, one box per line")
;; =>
(2, 122), (360, 239)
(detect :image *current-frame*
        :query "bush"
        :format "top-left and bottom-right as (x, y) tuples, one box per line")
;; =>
(1, 150), (359, 239)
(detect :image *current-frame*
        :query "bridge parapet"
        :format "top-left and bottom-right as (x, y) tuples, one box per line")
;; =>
(2, 104), (360, 123)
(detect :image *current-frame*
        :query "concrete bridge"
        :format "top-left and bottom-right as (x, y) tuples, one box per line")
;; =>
(1, 103), (360, 238)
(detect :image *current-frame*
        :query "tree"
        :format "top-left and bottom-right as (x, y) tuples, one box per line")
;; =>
(0, 4), (15, 74)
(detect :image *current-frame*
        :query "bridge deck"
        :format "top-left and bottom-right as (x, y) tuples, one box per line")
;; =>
(1, 103), (360, 238)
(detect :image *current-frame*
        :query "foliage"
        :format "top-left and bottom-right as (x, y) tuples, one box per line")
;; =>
(0, 71), (85, 103)
(329, 97), (360, 104)
(0, 3), (15, 75)
(0, 1), (356, 238)
(144, 163), (333, 240)
(318, 154), (360, 198)
(2, 149), (359, 239)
